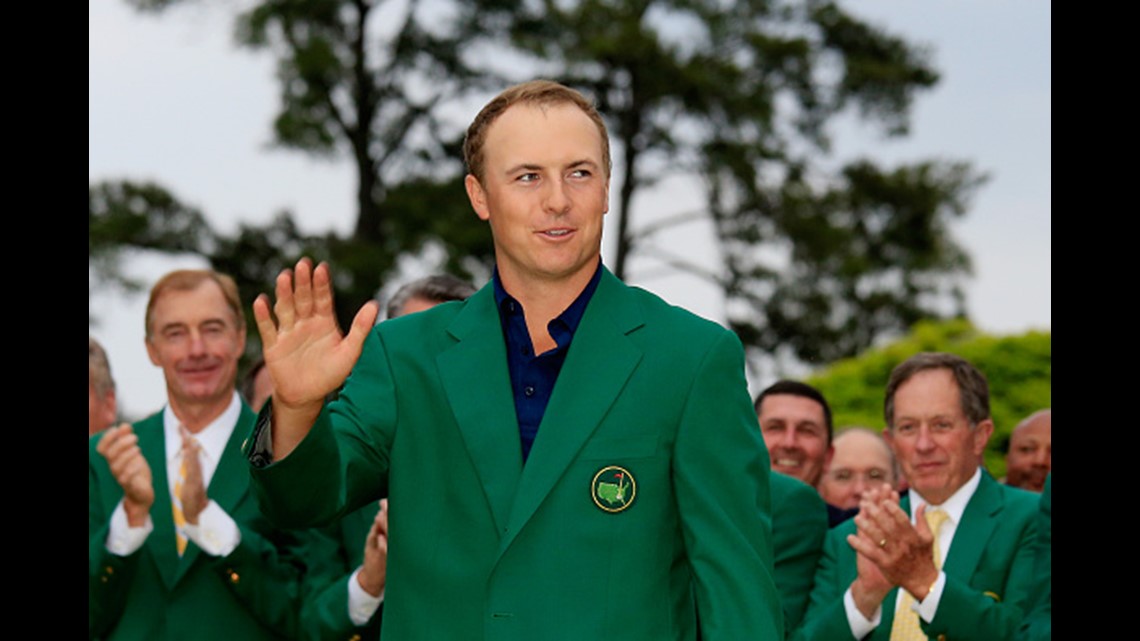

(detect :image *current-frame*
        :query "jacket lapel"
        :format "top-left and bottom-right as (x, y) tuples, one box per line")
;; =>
(498, 270), (644, 556)
(438, 286), (524, 534)
(942, 471), (1001, 582)
(136, 413), (181, 590)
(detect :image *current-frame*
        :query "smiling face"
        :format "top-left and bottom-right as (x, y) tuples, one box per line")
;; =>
(884, 368), (992, 505)
(145, 279), (246, 419)
(1005, 410), (1051, 492)
(819, 429), (896, 509)
(464, 102), (609, 292)
(758, 394), (833, 487)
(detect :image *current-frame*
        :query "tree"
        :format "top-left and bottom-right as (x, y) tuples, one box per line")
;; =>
(90, 180), (213, 298)
(467, 0), (987, 369)
(120, 0), (497, 329)
(105, 0), (987, 373)
(805, 319), (1051, 478)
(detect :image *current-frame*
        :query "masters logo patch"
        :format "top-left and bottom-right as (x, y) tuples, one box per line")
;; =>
(591, 465), (636, 513)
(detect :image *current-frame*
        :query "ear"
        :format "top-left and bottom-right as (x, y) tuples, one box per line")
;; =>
(882, 428), (896, 453)
(972, 418), (995, 456)
(236, 324), (247, 357)
(823, 444), (835, 470)
(145, 336), (162, 367)
(465, 174), (491, 221)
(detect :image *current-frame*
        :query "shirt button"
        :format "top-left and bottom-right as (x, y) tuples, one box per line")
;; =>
(524, 386), (535, 397)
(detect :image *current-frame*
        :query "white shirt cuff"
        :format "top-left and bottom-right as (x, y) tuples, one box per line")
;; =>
(347, 566), (384, 625)
(915, 571), (946, 622)
(106, 500), (153, 556)
(182, 500), (241, 556)
(844, 586), (881, 639)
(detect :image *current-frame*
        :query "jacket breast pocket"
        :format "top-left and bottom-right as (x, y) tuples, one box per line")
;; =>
(578, 434), (661, 461)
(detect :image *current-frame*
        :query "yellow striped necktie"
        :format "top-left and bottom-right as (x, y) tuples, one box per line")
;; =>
(889, 508), (950, 641)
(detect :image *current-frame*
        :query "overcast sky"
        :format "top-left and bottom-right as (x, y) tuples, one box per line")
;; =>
(90, 0), (1051, 421)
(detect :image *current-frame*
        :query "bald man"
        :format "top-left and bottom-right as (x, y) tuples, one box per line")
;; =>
(819, 427), (897, 513)
(1005, 409), (1051, 492)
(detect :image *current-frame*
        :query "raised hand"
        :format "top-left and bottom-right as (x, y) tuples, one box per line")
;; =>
(252, 258), (379, 458)
(96, 423), (155, 527)
(357, 499), (389, 598)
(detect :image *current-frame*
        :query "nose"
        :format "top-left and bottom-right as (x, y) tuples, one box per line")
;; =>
(914, 425), (936, 452)
(543, 178), (571, 214)
(779, 429), (798, 449)
(188, 330), (208, 356)
(1033, 447), (1051, 467)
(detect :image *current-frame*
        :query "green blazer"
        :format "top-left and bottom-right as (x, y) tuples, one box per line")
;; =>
(297, 503), (384, 641)
(89, 404), (324, 641)
(1015, 474), (1050, 641)
(770, 472), (828, 636)
(793, 471), (1040, 641)
(249, 268), (782, 640)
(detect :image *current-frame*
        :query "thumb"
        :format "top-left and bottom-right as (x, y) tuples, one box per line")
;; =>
(913, 503), (933, 543)
(344, 300), (380, 351)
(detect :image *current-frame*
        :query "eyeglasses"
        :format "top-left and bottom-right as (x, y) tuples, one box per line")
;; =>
(826, 468), (891, 484)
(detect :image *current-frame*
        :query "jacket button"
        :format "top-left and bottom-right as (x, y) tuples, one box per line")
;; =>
(228, 570), (240, 584)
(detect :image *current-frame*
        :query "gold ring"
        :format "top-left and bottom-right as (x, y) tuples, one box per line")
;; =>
(878, 538), (887, 548)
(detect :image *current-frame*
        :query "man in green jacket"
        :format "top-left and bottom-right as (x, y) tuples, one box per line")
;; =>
(246, 79), (782, 640)
(795, 352), (1039, 641)
(89, 269), (327, 641)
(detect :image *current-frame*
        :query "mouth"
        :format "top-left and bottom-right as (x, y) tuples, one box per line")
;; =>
(538, 228), (574, 239)
(773, 458), (801, 468)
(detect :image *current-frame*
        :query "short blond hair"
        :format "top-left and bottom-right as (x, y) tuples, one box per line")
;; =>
(463, 79), (612, 183)
(145, 270), (244, 337)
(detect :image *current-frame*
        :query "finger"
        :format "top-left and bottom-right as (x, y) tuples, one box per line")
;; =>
(847, 533), (885, 563)
(252, 294), (279, 349)
(274, 268), (297, 331)
(96, 423), (132, 457)
(853, 510), (887, 551)
(881, 500), (913, 532)
(344, 301), (381, 353)
(293, 257), (314, 319)
(912, 503), (933, 543)
(183, 443), (204, 493)
(311, 262), (336, 319)
(103, 433), (141, 467)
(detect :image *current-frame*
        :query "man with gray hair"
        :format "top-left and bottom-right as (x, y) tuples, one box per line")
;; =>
(89, 336), (117, 436)
(384, 273), (478, 320)
(796, 352), (1039, 641)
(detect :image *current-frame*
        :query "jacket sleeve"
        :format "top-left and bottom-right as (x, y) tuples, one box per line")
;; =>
(791, 524), (861, 641)
(673, 330), (783, 640)
(89, 436), (139, 640)
(772, 475), (829, 636)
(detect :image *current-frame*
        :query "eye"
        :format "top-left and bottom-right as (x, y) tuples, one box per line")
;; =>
(833, 470), (853, 482)
(867, 469), (886, 481)
(517, 172), (539, 184)
(895, 423), (916, 436)
(569, 168), (591, 179)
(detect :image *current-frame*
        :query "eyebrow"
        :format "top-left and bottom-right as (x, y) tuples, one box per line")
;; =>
(504, 159), (599, 175)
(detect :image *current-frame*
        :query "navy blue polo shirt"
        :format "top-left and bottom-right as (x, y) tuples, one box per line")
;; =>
(493, 261), (603, 462)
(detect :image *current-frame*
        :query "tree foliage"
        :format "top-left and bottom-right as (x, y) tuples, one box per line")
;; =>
(465, 0), (987, 368)
(805, 319), (1051, 478)
(98, 0), (989, 373)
